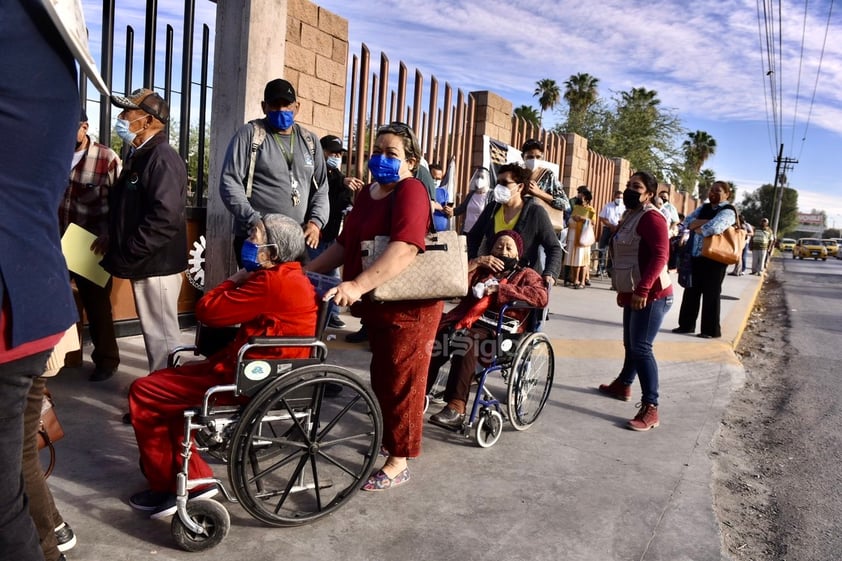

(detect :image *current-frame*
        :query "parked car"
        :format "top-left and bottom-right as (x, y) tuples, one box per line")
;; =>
(778, 238), (796, 252)
(835, 239), (842, 259)
(793, 238), (828, 260)
(822, 239), (839, 257)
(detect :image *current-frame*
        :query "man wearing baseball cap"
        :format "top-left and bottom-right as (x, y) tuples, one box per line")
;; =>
(219, 78), (329, 264)
(101, 88), (187, 373)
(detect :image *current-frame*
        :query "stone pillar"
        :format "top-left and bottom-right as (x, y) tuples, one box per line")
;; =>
(469, 91), (513, 170)
(611, 157), (631, 192)
(563, 132), (589, 190)
(205, 0), (289, 291)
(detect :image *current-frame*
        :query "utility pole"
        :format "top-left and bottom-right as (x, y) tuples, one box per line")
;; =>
(770, 144), (798, 238)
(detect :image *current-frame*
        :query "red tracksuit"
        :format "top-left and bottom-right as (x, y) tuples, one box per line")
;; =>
(128, 262), (318, 492)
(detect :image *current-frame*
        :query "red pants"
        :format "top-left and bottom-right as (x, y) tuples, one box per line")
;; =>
(128, 362), (232, 492)
(363, 299), (443, 458)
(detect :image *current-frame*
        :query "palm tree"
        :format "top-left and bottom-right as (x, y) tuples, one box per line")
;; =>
(682, 130), (717, 174)
(513, 105), (541, 129)
(563, 73), (600, 114)
(619, 87), (660, 116)
(533, 78), (561, 126)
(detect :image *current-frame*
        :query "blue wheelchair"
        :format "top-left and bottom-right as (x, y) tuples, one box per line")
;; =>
(165, 273), (382, 551)
(426, 302), (555, 447)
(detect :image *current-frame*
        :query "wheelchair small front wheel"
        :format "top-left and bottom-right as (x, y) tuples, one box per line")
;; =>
(474, 409), (503, 448)
(171, 499), (230, 552)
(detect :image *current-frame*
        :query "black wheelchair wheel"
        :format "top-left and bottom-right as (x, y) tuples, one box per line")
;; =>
(506, 332), (554, 431)
(474, 409), (503, 448)
(228, 365), (383, 527)
(171, 499), (230, 552)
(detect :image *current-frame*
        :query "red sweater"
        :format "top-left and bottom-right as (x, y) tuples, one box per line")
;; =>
(616, 211), (674, 307)
(195, 262), (318, 375)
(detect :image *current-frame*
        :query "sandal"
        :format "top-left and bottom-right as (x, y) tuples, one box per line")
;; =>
(361, 467), (410, 491)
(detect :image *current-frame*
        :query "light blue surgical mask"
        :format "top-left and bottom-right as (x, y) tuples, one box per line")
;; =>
(368, 154), (402, 184)
(267, 110), (294, 131)
(114, 117), (142, 144)
(326, 155), (342, 169)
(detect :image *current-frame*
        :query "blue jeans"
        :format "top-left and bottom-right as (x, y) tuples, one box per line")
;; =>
(0, 351), (51, 561)
(618, 296), (673, 406)
(307, 241), (340, 319)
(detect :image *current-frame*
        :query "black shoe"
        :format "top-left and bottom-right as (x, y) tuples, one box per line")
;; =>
(328, 315), (346, 329)
(129, 489), (172, 512)
(122, 412), (132, 425)
(345, 326), (368, 343)
(671, 327), (694, 334)
(697, 333), (720, 339)
(54, 522), (76, 552)
(89, 366), (116, 382)
(149, 487), (218, 520)
(429, 406), (465, 430)
(58, 555), (66, 561)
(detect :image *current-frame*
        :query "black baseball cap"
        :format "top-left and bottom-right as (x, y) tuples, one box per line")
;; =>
(320, 135), (346, 153)
(264, 78), (296, 105)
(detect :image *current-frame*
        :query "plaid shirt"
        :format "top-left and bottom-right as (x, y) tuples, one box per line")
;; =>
(59, 137), (121, 237)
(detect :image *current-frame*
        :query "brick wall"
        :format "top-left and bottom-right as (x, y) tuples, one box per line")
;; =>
(286, 0), (348, 138)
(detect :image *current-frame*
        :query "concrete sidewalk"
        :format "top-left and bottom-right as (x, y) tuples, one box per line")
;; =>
(45, 267), (763, 561)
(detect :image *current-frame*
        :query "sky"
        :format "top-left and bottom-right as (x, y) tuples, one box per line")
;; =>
(79, 0), (842, 229)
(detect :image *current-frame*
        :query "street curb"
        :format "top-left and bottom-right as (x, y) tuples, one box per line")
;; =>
(730, 267), (767, 350)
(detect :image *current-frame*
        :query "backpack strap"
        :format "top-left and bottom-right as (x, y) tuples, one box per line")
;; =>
(246, 119), (267, 199)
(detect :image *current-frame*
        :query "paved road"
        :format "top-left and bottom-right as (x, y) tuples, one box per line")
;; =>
(44, 269), (763, 561)
(768, 254), (842, 560)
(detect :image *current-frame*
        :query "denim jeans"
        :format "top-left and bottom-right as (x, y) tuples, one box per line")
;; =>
(618, 296), (673, 405)
(0, 351), (51, 561)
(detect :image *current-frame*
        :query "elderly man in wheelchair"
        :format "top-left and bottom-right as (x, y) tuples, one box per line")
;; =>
(127, 214), (318, 518)
(426, 230), (554, 446)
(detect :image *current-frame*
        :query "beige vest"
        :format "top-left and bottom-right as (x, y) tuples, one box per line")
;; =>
(610, 205), (671, 294)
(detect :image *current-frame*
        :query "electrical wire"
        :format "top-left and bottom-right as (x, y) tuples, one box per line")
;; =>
(797, 0), (835, 161)
(788, 0), (810, 151)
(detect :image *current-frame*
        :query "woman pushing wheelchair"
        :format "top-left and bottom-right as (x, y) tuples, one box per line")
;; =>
(426, 230), (548, 429)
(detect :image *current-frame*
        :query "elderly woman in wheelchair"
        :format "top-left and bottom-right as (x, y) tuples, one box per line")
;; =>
(426, 230), (554, 446)
(127, 214), (318, 518)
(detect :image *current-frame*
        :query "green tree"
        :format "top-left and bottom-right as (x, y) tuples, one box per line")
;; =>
(604, 87), (684, 179)
(823, 228), (840, 238)
(533, 78), (561, 126)
(513, 105), (541, 128)
(740, 184), (799, 234)
(679, 130), (717, 194)
(563, 73), (599, 134)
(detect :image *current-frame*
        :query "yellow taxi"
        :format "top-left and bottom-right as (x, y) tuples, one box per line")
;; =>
(822, 239), (839, 257)
(778, 238), (796, 252)
(793, 238), (828, 260)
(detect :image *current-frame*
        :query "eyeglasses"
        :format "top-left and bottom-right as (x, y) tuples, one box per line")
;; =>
(377, 121), (413, 136)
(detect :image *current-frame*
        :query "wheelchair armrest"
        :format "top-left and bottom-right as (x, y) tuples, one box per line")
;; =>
(248, 336), (320, 346)
(501, 300), (540, 311)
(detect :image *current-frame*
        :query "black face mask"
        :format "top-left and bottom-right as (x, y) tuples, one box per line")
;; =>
(499, 256), (519, 271)
(623, 189), (642, 210)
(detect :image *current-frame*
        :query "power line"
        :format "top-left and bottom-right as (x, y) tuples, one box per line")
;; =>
(788, 0), (810, 151)
(797, 0), (835, 161)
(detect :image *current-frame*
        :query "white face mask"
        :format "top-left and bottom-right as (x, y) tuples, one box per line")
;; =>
(493, 184), (512, 204)
(523, 158), (538, 171)
(326, 155), (342, 169)
(433, 179), (442, 188)
(614, 198), (623, 205)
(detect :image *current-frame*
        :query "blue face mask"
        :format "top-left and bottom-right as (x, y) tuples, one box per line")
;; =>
(240, 240), (263, 272)
(267, 110), (294, 131)
(114, 117), (139, 144)
(368, 154), (402, 184)
(326, 155), (342, 169)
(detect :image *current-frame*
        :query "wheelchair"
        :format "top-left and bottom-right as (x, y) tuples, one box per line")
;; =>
(164, 276), (383, 551)
(426, 301), (555, 448)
